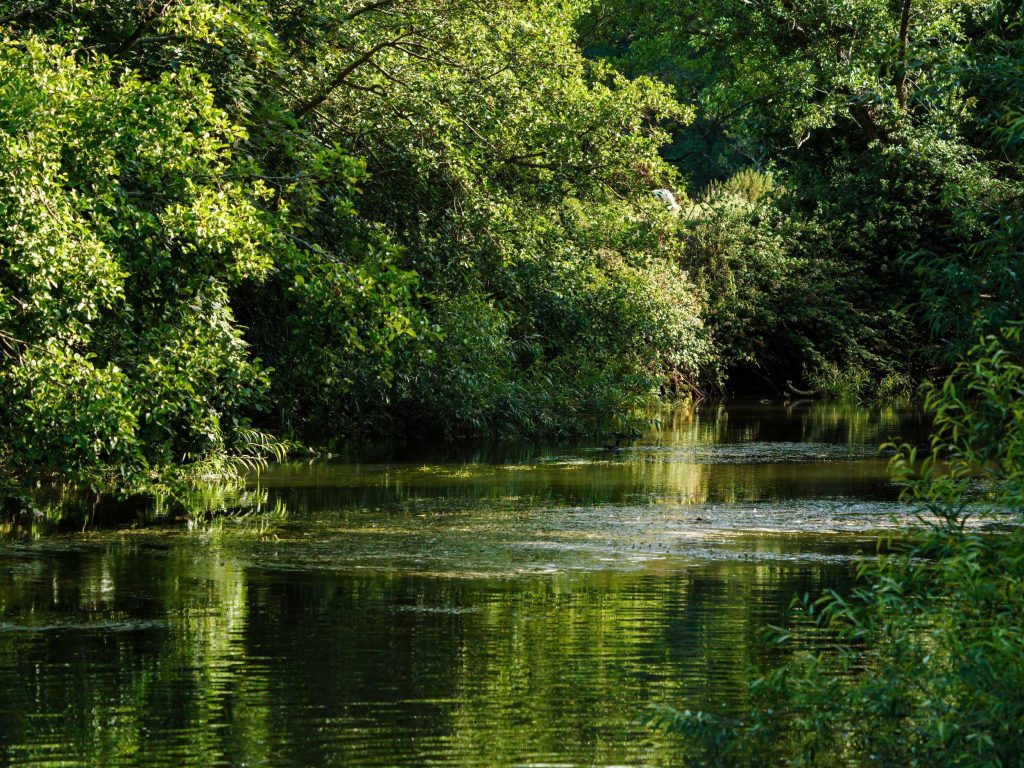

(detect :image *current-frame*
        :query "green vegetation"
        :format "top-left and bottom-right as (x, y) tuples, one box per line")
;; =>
(635, 2), (1024, 762)
(0, 0), (1020, 488)
(2, 2), (1022, 762)
(0, 0), (712, 488)
(581, 0), (1022, 395)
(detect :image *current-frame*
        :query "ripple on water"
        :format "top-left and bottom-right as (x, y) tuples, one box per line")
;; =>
(623, 442), (886, 463)
(0, 619), (168, 633)
(539, 442), (885, 465)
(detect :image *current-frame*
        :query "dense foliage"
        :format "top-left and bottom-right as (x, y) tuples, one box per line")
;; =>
(0, 37), (282, 486)
(1, 0), (708, 486)
(580, 0), (1022, 393)
(0, 0), (1021, 487)
(2, 0), (1024, 764)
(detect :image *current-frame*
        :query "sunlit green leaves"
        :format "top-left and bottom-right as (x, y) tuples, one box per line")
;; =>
(0, 37), (278, 487)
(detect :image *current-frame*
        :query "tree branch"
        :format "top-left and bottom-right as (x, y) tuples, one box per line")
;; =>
(115, 0), (177, 56)
(292, 33), (413, 120)
(0, 0), (57, 26)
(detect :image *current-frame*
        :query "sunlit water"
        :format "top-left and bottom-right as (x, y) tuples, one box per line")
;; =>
(0, 401), (929, 766)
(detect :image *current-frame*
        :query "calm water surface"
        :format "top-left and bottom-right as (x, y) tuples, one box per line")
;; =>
(0, 401), (928, 767)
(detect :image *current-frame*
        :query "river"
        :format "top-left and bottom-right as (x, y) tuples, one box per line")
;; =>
(0, 400), (928, 766)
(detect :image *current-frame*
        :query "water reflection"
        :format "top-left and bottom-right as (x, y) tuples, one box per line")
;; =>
(0, 544), (848, 767)
(0, 401), (924, 766)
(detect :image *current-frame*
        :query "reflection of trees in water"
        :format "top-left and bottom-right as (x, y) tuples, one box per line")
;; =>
(1, 401), (923, 534)
(254, 401), (919, 513)
(1, 484), (280, 542)
(0, 545), (851, 766)
(0, 543), (271, 766)
(0, 400), (910, 764)
(680, 400), (930, 448)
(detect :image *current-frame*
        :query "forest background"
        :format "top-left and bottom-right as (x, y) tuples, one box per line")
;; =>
(0, 0), (1019, 490)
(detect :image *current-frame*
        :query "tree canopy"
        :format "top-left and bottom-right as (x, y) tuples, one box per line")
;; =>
(0, 0), (1021, 489)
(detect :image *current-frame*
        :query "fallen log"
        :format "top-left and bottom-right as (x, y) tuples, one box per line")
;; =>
(786, 380), (820, 397)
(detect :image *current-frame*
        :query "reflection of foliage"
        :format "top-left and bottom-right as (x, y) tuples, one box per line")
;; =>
(0, 545), (843, 766)
(0, 476), (286, 541)
(184, 495), (288, 535)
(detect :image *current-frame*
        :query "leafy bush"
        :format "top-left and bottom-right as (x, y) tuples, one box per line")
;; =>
(400, 196), (712, 437)
(0, 38), (276, 487)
